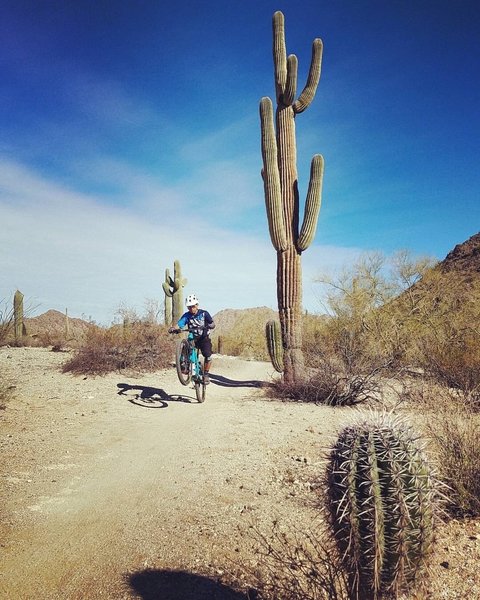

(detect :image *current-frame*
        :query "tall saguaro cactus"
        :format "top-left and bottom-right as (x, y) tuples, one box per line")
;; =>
(13, 289), (24, 343)
(260, 11), (324, 383)
(162, 260), (187, 326)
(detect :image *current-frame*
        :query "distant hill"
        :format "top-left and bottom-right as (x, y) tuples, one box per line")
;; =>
(211, 307), (277, 359)
(385, 232), (480, 346)
(25, 309), (91, 341)
(213, 306), (277, 336)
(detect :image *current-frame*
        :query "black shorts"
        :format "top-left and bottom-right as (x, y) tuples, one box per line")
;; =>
(194, 336), (212, 361)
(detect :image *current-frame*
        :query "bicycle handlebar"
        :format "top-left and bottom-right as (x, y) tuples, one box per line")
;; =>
(168, 326), (213, 335)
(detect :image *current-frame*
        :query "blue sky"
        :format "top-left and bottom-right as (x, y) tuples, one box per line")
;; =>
(1, 0), (479, 324)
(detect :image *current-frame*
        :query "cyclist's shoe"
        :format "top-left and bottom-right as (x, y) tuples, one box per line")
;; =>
(204, 374), (210, 385)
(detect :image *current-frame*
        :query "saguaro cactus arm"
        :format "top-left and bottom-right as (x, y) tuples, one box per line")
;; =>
(273, 11), (287, 102)
(266, 320), (283, 373)
(173, 259), (187, 291)
(162, 268), (174, 297)
(284, 54), (298, 106)
(293, 38), (323, 114)
(297, 154), (324, 252)
(260, 97), (288, 252)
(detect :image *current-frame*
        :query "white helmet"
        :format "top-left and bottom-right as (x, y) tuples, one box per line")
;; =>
(185, 294), (199, 307)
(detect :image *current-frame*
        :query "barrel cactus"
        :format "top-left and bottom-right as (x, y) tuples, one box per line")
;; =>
(326, 412), (440, 599)
(260, 11), (324, 383)
(266, 319), (283, 373)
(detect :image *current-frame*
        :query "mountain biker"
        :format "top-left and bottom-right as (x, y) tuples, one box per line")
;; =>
(168, 294), (215, 384)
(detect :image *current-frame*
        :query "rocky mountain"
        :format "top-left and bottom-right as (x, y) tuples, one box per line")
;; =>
(440, 232), (480, 275)
(25, 309), (91, 341)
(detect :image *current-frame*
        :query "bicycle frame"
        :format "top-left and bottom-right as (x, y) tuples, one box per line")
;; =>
(187, 332), (203, 381)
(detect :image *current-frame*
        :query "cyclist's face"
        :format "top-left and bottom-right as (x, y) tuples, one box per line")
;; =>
(188, 304), (199, 314)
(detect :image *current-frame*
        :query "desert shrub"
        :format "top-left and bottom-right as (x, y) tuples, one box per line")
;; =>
(63, 323), (175, 375)
(32, 330), (72, 351)
(314, 251), (435, 370)
(421, 335), (480, 406)
(301, 313), (330, 364)
(212, 311), (273, 360)
(267, 354), (394, 406)
(0, 298), (17, 346)
(409, 382), (480, 517)
(312, 253), (480, 399)
(246, 519), (347, 600)
(407, 273), (480, 404)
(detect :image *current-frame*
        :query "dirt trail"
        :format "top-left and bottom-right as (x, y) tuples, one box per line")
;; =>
(0, 348), (344, 599)
(2, 347), (479, 599)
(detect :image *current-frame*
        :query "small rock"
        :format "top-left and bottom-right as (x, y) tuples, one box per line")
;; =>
(440, 561), (450, 569)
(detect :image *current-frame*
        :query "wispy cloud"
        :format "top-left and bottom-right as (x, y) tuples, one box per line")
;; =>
(1, 158), (365, 323)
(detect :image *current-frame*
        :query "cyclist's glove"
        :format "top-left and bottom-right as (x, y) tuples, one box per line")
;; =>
(168, 327), (181, 334)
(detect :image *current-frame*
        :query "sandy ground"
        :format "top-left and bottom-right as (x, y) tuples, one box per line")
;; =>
(1, 347), (479, 599)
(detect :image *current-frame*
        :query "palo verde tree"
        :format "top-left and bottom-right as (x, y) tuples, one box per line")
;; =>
(260, 11), (324, 383)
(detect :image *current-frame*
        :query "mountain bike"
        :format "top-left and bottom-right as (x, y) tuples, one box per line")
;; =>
(171, 330), (206, 403)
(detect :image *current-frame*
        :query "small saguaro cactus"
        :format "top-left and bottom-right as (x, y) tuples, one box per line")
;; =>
(14, 289), (24, 342)
(65, 308), (71, 340)
(162, 260), (187, 325)
(266, 319), (283, 373)
(327, 412), (439, 600)
(260, 11), (324, 383)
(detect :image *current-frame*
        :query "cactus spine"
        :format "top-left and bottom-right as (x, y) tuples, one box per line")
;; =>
(14, 290), (24, 343)
(266, 320), (283, 373)
(260, 11), (324, 383)
(327, 413), (438, 599)
(162, 260), (187, 326)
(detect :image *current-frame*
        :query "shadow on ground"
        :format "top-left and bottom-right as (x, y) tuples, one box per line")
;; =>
(127, 569), (257, 599)
(209, 374), (266, 389)
(116, 383), (195, 407)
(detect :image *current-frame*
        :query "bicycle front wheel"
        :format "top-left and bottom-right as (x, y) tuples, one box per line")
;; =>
(194, 377), (206, 403)
(194, 360), (206, 403)
(175, 339), (191, 386)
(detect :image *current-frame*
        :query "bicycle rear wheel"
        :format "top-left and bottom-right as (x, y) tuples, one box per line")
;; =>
(175, 339), (191, 386)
